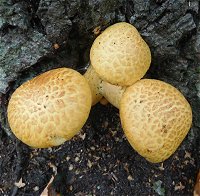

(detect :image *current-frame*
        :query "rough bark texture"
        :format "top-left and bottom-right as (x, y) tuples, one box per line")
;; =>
(0, 0), (199, 195)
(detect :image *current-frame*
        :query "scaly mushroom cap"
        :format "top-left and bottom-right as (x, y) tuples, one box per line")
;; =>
(7, 68), (92, 148)
(90, 22), (151, 86)
(84, 65), (103, 105)
(100, 81), (126, 109)
(120, 79), (192, 163)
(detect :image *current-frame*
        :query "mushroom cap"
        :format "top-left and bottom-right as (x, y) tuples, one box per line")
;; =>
(120, 79), (192, 163)
(90, 22), (151, 86)
(84, 65), (103, 105)
(7, 68), (92, 148)
(100, 81), (126, 109)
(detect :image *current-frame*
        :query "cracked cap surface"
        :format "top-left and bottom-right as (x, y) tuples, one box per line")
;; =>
(90, 22), (151, 86)
(120, 79), (192, 163)
(7, 68), (92, 148)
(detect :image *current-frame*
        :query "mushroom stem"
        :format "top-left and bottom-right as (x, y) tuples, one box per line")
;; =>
(84, 65), (127, 108)
(84, 65), (103, 106)
(99, 81), (126, 109)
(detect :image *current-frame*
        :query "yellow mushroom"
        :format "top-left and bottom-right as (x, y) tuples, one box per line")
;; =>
(90, 22), (151, 86)
(120, 79), (192, 163)
(7, 68), (92, 148)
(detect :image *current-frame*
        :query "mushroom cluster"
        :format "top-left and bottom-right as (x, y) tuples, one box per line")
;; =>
(84, 22), (192, 163)
(7, 22), (192, 163)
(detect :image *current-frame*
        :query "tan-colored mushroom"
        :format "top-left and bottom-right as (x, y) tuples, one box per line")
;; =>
(84, 65), (103, 105)
(120, 79), (192, 163)
(90, 22), (151, 86)
(7, 68), (92, 148)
